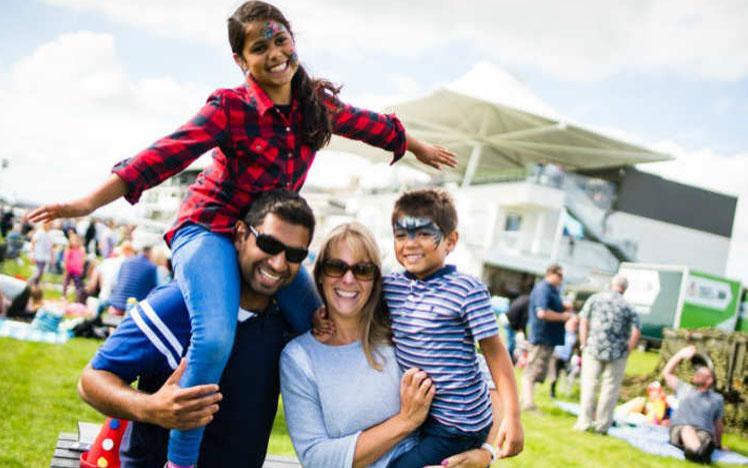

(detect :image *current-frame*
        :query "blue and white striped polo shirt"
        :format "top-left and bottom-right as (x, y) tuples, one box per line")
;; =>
(383, 265), (498, 433)
(91, 282), (263, 384)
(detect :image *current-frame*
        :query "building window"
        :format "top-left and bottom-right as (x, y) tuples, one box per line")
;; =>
(504, 213), (522, 232)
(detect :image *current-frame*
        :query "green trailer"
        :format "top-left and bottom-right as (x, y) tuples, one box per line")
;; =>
(619, 263), (743, 342)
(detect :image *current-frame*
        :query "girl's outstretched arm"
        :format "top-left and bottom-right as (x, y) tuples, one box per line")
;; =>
(406, 134), (458, 170)
(27, 174), (127, 223)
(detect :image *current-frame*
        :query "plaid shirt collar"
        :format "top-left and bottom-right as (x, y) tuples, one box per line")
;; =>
(244, 75), (298, 116)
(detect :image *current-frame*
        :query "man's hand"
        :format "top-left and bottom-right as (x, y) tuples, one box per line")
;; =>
(311, 306), (335, 342)
(142, 359), (222, 430)
(679, 345), (697, 360)
(497, 415), (524, 458)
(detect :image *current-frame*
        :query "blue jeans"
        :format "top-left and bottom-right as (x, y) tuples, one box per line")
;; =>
(168, 224), (320, 465)
(504, 323), (517, 363)
(388, 418), (490, 468)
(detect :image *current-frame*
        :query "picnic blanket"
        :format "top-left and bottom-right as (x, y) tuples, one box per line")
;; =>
(0, 317), (71, 344)
(554, 400), (748, 465)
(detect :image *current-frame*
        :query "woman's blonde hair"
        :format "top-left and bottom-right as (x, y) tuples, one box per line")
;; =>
(313, 222), (391, 370)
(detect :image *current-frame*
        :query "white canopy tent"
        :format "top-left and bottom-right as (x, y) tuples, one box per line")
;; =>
(328, 62), (672, 186)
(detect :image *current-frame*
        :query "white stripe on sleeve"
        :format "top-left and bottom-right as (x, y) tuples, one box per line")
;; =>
(139, 299), (184, 358)
(131, 306), (180, 370)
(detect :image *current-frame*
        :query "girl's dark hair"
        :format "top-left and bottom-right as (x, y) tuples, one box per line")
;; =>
(228, 1), (340, 151)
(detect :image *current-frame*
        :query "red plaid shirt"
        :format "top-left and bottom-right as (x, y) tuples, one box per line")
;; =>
(113, 78), (407, 244)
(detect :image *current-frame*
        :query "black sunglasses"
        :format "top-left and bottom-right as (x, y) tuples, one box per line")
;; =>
(249, 225), (308, 263)
(321, 258), (379, 281)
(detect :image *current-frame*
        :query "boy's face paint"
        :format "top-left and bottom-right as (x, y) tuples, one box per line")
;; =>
(393, 215), (455, 279)
(392, 216), (443, 245)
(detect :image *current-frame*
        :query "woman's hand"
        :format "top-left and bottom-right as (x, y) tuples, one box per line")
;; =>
(440, 448), (492, 467)
(311, 306), (335, 342)
(497, 414), (524, 458)
(396, 368), (435, 431)
(26, 199), (93, 223)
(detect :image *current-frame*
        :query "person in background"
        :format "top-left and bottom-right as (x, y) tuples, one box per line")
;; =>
(62, 232), (86, 303)
(30, 222), (54, 285)
(549, 313), (579, 399)
(1, 206), (14, 238)
(107, 245), (158, 315)
(575, 275), (640, 434)
(5, 224), (25, 259)
(505, 293), (530, 364)
(663, 345), (725, 464)
(522, 264), (571, 410)
(0, 273), (42, 322)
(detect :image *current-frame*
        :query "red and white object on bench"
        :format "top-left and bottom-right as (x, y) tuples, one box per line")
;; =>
(80, 418), (129, 468)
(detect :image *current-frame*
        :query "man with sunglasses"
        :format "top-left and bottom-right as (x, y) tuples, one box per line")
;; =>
(522, 263), (573, 411)
(77, 190), (320, 467)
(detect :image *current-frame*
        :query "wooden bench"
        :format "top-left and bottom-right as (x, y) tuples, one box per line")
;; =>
(51, 430), (302, 467)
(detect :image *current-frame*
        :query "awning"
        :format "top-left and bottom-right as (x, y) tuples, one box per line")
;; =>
(328, 63), (672, 186)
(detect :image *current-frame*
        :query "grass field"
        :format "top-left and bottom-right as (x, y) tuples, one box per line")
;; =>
(1, 256), (746, 466)
(1, 336), (746, 467)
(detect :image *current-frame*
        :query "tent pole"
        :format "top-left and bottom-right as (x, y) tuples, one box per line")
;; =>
(462, 143), (483, 188)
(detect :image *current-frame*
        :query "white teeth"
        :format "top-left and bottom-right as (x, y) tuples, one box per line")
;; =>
(335, 289), (358, 299)
(405, 254), (422, 262)
(259, 267), (280, 281)
(269, 62), (287, 72)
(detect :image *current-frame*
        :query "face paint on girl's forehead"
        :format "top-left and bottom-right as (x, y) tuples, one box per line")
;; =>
(261, 20), (288, 39)
(393, 216), (443, 244)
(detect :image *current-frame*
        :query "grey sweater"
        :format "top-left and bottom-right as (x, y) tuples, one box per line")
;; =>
(280, 332), (417, 467)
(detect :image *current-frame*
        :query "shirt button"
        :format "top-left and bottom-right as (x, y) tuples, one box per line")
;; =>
(288, 152), (293, 158)
(286, 127), (291, 132)
(255, 145), (261, 150)
(408, 295), (415, 301)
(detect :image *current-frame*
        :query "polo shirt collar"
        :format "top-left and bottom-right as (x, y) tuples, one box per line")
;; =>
(404, 264), (456, 282)
(244, 76), (297, 116)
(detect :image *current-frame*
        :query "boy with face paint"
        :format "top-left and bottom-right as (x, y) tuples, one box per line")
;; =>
(383, 188), (524, 467)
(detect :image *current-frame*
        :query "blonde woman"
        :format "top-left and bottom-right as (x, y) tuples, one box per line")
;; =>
(280, 223), (497, 467)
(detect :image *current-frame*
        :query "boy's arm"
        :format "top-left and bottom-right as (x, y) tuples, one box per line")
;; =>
(480, 335), (524, 458)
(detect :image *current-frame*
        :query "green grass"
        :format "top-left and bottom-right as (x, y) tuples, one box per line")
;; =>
(0, 337), (102, 467)
(0, 323), (745, 466)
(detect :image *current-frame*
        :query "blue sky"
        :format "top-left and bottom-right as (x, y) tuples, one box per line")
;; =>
(1, 0), (746, 280)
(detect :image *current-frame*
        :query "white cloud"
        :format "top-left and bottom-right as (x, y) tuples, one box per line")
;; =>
(0, 31), (209, 204)
(44, 0), (748, 82)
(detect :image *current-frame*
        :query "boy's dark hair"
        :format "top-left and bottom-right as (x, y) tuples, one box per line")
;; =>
(227, 1), (341, 152)
(242, 190), (315, 239)
(391, 188), (458, 234)
(546, 264), (564, 276)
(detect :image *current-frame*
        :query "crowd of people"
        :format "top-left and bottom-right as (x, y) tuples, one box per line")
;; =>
(0, 204), (170, 325)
